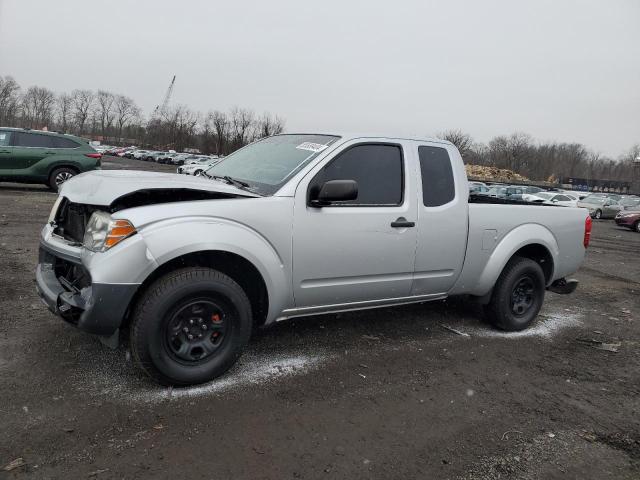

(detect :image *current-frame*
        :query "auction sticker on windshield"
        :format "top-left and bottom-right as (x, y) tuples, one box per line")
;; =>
(296, 142), (329, 153)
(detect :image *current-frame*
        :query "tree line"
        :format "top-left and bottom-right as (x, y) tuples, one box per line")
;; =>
(439, 130), (639, 184)
(0, 75), (284, 155)
(1, 75), (637, 180)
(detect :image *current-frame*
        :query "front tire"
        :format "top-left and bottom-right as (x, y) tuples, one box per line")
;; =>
(48, 167), (77, 191)
(634, 221), (640, 233)
(484, 256), (545, 331)
(594, 209), (602, 219)
(130, 267), (253, 386)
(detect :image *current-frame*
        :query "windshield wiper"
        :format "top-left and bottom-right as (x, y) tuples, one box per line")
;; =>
(210, 175), (259, 193)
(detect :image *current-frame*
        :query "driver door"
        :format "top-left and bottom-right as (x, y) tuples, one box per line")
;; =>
(292, 140), (418, 308)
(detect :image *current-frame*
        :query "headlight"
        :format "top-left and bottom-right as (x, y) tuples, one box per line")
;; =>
(83, 211), (136, 252)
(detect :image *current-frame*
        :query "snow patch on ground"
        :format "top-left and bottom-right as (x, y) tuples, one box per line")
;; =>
(471, 311), (583, 339)
(72, 351), (330, 404)
(133, 353), (327, 403)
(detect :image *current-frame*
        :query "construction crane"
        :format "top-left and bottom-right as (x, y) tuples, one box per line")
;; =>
(151, 75), (176, 120)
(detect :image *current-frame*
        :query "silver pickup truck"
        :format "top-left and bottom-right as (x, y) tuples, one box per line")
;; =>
(36, 134), (591, 385)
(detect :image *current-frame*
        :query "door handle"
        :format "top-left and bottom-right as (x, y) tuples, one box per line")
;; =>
(390, 217), (415, 228)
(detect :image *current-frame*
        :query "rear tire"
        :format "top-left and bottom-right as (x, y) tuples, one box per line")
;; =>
(48, 167), (77, 192)
(484, 256), (545, 331)
(634, 221), (640, 233)
(130, 267), (253, 386)
(594, 209), (602, 219)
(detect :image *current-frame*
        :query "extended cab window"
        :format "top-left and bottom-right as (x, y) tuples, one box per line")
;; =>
(418, 146), (455, 207)
(310, 144), (403, 206)
(12, 132), (55, 148)
(52, 137), (79, 148)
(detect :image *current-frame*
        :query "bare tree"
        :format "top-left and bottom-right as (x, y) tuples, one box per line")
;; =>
(96, 90), (116, 140)
(114, 95), (140, 142)
(438, 129), (473, 159)
(257, 112), (285, 138)
(21, 86), (56, 129)
(56, 93), (73, 133)
(229, 107), (255, 148)
(71, 89), (94, 134)
(0, 76), (21, 126)
(211, 110), (229, 154)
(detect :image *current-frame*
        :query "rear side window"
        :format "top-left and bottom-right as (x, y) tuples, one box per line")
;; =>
(52, 137), (79, 148)
(418, 146), (455, 207)
(12, 132), (55, 148)
(0, 131), (11, 147)
(310, 144), (404, 206)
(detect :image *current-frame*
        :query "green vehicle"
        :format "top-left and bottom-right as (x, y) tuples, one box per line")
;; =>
(0, 128), (102, 191)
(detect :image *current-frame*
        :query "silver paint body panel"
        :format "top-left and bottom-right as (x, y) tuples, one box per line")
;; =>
(44, 134), (588, 326)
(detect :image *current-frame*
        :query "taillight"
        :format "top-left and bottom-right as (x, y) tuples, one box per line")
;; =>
(85, 153), (102, 159)
(584, 215), (592, 248)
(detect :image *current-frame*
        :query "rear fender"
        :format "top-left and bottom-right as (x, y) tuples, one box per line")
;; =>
(470, 223), (559, 296)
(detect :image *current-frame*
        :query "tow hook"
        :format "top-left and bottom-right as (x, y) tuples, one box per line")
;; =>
(547, 278), (578, 294)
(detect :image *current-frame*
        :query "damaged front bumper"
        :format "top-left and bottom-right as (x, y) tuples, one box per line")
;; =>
(35, 240), (137, 338)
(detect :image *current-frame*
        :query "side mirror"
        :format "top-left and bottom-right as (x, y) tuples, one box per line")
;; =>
(310, 180), (358, 207)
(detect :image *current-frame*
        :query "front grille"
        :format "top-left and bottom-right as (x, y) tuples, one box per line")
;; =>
(53, 198), (104, 243)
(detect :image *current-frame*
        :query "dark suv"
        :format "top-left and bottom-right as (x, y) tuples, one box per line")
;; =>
(0, 128), (102, 191)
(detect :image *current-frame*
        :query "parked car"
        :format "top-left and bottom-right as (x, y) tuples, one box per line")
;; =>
(522, 192), (578, 207)
(0, 127), (102, 191)
(177, 158), (221, 175)
(36, 133), (589, 385)
(469, 181), (489, 194)
(619, 195), (640, 211)
(487, 185), (524, 200)
(615, 210), (640, 232)
(132, 150), (150, 160)
(145, 151), (166, 162)
(577, 195), (621, 219)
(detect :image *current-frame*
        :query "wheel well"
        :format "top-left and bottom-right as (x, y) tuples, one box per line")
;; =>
(125, 251), (269, 329)
(513, 244), (554, 283)
(48, 164), (80, 178)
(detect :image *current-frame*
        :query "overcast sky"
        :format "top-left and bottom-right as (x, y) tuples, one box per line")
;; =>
(0, 0), (638, 156)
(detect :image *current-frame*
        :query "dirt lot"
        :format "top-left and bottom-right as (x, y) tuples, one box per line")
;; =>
(1, 157), (639, 479)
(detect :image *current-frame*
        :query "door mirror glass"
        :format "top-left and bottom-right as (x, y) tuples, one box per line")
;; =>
(311, 180), (358, 206)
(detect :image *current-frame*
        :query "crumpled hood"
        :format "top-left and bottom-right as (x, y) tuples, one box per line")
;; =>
(59, 170), (260, 206)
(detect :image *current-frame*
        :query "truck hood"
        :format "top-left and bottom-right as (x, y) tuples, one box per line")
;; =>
(60, 170), (260, 206)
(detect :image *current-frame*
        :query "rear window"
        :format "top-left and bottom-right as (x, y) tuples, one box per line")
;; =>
(418, 146), (455, 207)
(12, 132), (55, 148)
(52, 137), (79, 148)
(0, 131), (11, 147)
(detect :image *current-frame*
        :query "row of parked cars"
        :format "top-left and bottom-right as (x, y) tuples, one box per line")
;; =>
(469, 181), (640, 233)
(96, 145), (219, 167)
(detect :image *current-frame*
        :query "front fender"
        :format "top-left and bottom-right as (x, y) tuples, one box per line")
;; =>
(140, 217), (291, 322)
(471, 223), (559, 296)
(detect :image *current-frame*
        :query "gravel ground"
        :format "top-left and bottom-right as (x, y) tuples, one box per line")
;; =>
(0, 158), (639, 479)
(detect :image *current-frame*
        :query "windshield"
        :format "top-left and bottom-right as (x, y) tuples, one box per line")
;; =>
(582, 196), (606, 204)
(621, 197), (640, 206)
(204, 134), (340, 195)
(535, 192), (553, 200)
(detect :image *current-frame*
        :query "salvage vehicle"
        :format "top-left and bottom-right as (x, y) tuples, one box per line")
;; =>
(577, 195), (621, 219)
(0, 127), (101, 191)
(36, 133), (590, 386)
(615, 210), (640, 232)
(177, 157), (221, 175)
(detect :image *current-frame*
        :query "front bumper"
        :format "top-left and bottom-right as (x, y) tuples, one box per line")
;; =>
(615, 217), (637, 227)
(35, 241), (138, 336)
